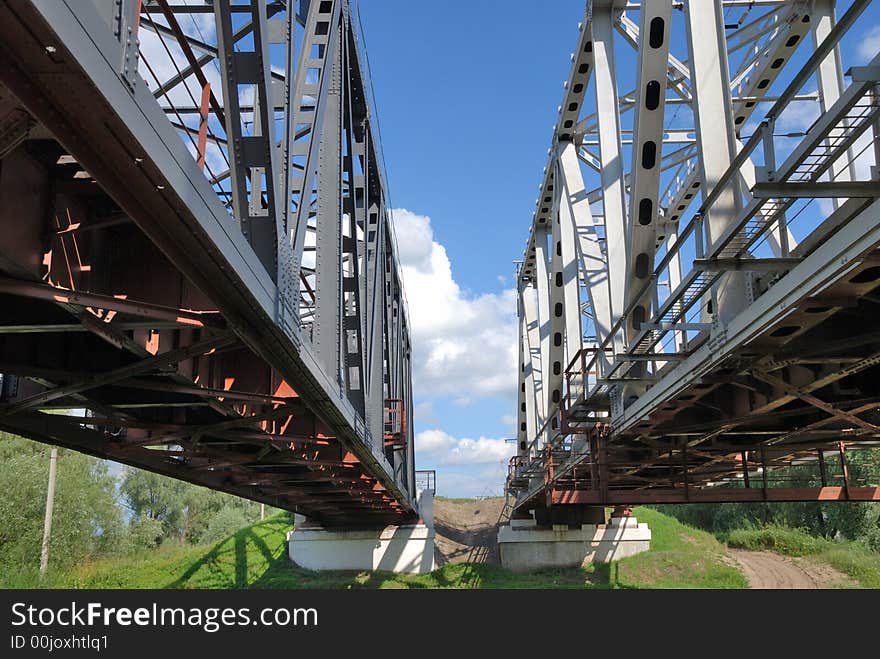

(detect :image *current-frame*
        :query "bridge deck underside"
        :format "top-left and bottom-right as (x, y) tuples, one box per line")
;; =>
(0, 1), (411, 527)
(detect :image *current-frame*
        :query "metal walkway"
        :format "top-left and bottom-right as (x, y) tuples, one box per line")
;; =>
(0, 0), (416, 526)
(509, 0), (880, 514)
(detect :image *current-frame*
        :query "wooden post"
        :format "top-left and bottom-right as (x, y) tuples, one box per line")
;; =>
(741, 451), (750, 488)
(818, 448), (827, 487)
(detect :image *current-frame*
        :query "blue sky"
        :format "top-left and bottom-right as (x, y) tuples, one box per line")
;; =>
(356, 0), (592, 496)
(352, 1), (880, 497)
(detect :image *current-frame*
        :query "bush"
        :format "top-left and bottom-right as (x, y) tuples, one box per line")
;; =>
(198, 506), (249, 545)
(726, 525), (824, 556)
(127, 515), (165, 549)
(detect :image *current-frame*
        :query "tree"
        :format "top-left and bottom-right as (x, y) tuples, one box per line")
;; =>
(119, 467), (263, 546)
(0, 433), (124, 577)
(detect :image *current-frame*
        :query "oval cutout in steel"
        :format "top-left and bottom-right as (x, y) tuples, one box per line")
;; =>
(649, 17), (665, 48)
(631, 305), (646, 330)
(638, 198), (653, 225)
(645, 80), (661, 110)
(770, 325), (799, 338)
(850, 266), (880, 283)
(635, 252), (650, 278)
(642, 140), (657, 169)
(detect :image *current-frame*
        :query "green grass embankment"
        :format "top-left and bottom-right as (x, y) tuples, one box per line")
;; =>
(2, 506), (745, 589)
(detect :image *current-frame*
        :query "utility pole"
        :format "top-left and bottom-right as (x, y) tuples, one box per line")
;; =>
(39, 447), (58, 577)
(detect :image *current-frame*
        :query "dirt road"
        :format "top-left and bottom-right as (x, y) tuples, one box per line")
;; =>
(432, 497), (505, 565)
(727, 549), (852, 589)
(432, 498), (854, 588)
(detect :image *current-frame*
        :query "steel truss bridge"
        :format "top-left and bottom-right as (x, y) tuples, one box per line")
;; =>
(509, 0), (880, 519)
(0, 0), (418, 526)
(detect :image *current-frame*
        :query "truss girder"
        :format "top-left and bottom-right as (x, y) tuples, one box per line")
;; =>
(509, 0), (880, 512)
(0, 0), (416, 522)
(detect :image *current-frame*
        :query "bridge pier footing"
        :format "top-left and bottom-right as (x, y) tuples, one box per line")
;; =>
(287, 491), (437, 574)
(497, 509), (651, 572)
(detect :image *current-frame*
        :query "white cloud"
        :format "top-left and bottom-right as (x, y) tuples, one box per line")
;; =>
(415, 429), (457, 454)
(443, 436), (515, 466)
(391, 208), (518, 400)
(777, 100), (819, 134)
(857, 25), (880, 62)
(416, 429), (514, 466)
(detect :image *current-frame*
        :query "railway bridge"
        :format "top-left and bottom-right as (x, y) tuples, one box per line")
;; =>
(501, 0), (880, 570)
(0, 0), (434, 571)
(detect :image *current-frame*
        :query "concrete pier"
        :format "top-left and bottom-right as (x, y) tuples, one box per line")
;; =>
(498, 515), (651, 572)
(287, 490), (437, 574)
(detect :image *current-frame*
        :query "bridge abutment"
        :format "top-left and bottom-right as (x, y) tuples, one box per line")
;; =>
(497, 508), (651, 572)
(287, 491), (437, 574)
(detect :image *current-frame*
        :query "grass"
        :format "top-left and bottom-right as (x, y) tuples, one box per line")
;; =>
(433, 496), (487, 504)
(611, 507), (746, 589)
(726, 525), (880, 588)
(3, 506), (746, 589)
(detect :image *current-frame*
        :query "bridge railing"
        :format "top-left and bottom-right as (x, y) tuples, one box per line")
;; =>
(414, 469), (436, 493)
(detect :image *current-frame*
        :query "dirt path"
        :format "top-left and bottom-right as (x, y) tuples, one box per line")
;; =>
(432, 497), (506, 565)
(727, 548), (852, 589)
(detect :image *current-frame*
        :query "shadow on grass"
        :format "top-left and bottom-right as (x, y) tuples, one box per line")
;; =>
(163, 516), (288, 589)
(158, 512), (629, 590)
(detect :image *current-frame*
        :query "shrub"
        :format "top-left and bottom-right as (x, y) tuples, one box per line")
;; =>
(726, 525), (824, 556)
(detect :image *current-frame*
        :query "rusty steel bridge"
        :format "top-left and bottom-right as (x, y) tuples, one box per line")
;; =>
(508, 0), (880, 522)
(0, 0), (417, 526)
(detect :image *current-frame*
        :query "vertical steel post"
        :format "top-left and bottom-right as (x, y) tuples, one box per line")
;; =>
(592, 2), (628, 354)
(623, 0), (673, 353)
(313, 32), (343, 382)
(813, 0), (856, 208)
(838, 441), (850, 500)
(684, 0), (747, 325)
(521, 280), (543, 438)
(534, 224), (552, 427)
(213, 0), (283, 278)
(556, 145), (585, 370)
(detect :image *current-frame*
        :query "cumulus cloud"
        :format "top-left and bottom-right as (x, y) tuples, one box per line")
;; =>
(416, 429), (514, 466)
(391, 208), (518, 400)
(857, 25), (880, 62)
(442, 436), (515, 466)
(415, 429), (457, 454)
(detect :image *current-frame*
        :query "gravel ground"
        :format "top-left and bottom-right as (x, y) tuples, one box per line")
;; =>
(432, 497), (506, 565)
